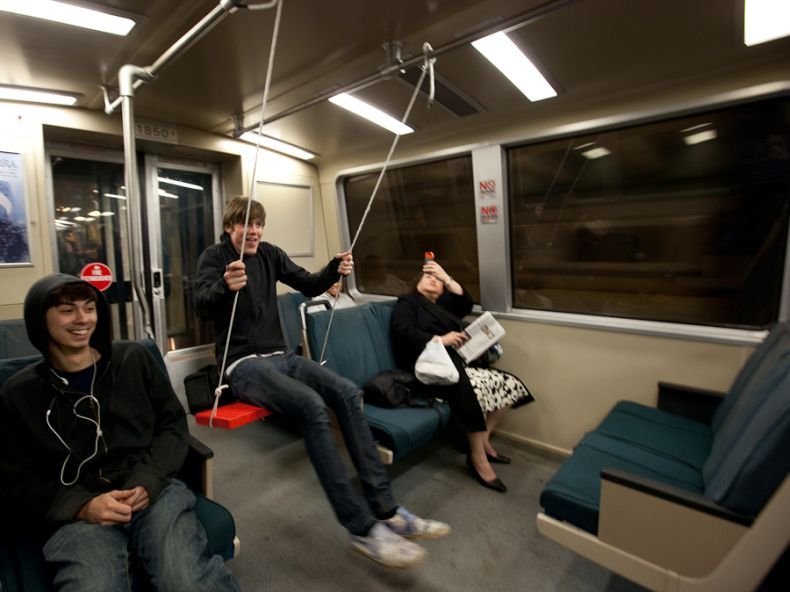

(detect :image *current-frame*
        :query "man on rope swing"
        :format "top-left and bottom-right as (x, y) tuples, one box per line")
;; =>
(194, 197), (450, 569)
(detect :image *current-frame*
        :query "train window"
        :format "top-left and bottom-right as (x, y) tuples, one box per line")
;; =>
(342, 155), (480, 301)
(507, 96), (789, 329)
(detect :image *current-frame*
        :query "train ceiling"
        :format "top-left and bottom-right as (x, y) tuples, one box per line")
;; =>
(1, 0), (788, 163)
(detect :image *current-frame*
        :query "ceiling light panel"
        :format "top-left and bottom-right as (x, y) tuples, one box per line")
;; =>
(239, 132), (317, 160)
(472, 32), (557, 102)
(0, 84), (80, 106)
(329, 93), (414, 135)
(0, 0), (137, 36)
(744, 0), (790, 46)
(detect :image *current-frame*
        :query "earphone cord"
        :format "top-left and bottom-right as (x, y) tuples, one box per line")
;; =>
(46, 351), (102, 487)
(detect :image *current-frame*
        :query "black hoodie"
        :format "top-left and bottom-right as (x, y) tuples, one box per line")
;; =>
(194, 234), (341, 366)
(0, 274), (188, 536)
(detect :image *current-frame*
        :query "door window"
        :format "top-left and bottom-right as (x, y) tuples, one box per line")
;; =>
(50, 156), (133, 339)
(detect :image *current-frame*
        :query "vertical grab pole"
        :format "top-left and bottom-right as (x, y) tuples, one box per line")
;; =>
(110, 1), (245, 342)
(119, 65), (156, 340)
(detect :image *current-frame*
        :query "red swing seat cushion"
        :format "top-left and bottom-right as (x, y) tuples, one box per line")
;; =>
(194, 402), (272, 429)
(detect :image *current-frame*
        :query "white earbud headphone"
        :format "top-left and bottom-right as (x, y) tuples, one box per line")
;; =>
(45, 353), (103, 487)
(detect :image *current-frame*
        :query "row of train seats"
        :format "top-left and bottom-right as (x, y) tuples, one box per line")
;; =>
(537, 321), (790, 591)
(302, 299), (452, 463)
(0, 335), (238, 591)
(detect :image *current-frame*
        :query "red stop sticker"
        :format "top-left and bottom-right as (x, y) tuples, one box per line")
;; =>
(80, 262), (113, 292)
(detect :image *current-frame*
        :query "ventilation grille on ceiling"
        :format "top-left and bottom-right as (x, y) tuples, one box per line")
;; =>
(398, 68), (484, 118)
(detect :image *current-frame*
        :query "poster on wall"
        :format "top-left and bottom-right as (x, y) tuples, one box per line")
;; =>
(0, 151), (31, 266)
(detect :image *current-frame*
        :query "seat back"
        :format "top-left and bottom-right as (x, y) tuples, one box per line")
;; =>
(277, 292), (307, 352)
(711, 322), (790, 432)
(305, 302), (396, 386)
(0, 318), (38, 359)
(703, 322), (790, 515)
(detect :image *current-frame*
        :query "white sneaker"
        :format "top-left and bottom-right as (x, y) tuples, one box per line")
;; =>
(349, 522), (427, 568)
(383, 506), (451, 540)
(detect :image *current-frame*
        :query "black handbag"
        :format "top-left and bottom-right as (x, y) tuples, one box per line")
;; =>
(183, 364), (233, 414)
(362, 370), (433, 408)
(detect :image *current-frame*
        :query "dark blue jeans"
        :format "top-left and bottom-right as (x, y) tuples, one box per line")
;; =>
(230, 352), (396, 535)
(42, 480), (240, 592)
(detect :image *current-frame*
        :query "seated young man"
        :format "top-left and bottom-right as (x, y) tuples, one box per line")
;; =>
(0, 274), (240, 591)
(193, 197), (450, 569)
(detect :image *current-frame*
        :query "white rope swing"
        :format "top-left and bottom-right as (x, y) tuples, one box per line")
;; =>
(209, 0), (283, 427)
(208, 9), (438, 425)
(317, 43), (437, 365)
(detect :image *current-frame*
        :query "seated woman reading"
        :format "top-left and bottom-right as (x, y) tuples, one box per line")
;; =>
(390, 259), (533, 493)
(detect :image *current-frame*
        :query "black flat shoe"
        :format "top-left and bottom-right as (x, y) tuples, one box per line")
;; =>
(486, 453), (511, 465)
(466, 456), (507, 493)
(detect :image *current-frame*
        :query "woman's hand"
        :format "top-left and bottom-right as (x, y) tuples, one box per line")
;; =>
(438, 331), (469, 348)
(422, 260), (451, 285)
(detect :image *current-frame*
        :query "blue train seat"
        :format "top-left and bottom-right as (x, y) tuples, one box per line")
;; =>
(0, 318), (37, 358)
(0, 339), (238, 591)
(304, 301), (451, 462)
(537, 321), (790, 590)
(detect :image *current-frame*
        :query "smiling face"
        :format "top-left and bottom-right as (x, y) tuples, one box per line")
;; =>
(416, 273), (444, 302)
(226, 220), (264, 256)
(45, 298), (97, 354)
(222, 197), (267, 256)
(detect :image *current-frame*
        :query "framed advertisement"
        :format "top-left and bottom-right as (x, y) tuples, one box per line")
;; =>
(0, 150), (31, 266)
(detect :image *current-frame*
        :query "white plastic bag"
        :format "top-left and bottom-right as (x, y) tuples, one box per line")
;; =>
(415, 338), (459, 385)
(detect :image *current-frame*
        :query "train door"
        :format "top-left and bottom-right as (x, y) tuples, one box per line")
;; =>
(144, 156), (220, 353)
(47, 147), (134, 340)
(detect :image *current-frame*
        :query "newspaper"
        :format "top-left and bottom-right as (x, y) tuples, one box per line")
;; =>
(455, 311), (505, 363)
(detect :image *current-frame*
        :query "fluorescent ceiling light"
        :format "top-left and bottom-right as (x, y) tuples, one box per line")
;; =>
(103, 193), (127, 200)
(580, 147), (611, 159)
(472, 32), (557, 102)
(683, 130), (717, 145)
(0, 84), (79, 106)
(744, 0), (790, 46)
(575, 142), (611, 159)
(682, 123), (718, 145)
(328, 93), (414, 135)
(0, 0), (136, 36)
(240, 132), (318, 160)
(158, 177), (204, 191)
(158, 189), (179, 199)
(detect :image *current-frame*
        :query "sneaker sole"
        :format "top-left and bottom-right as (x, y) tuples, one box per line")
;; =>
(349, 543), (427, 569)
(397, 525), (452, 541)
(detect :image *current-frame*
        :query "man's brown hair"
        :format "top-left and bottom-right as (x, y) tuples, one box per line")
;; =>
(223, 197), (266, 230)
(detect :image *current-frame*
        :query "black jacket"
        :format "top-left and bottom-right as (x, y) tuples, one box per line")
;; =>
(390, 288), (474, 371)
(390, 287), (487, 433)
(193, 233), (341, 366)
(0, 275), (188, 535)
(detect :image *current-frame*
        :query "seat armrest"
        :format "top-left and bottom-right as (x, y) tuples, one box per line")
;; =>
(177, 435), (215, 499)
(657, 381), (726, 425)
(601, 468), (752, 526)
(598, 468), (752, 577)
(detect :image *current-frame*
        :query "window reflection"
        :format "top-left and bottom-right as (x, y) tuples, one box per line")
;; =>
(508, 97), (790, 329)
(343, 156), (480, 301)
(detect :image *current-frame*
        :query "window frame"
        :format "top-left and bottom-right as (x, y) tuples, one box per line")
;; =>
(335, 82), (790, 346)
